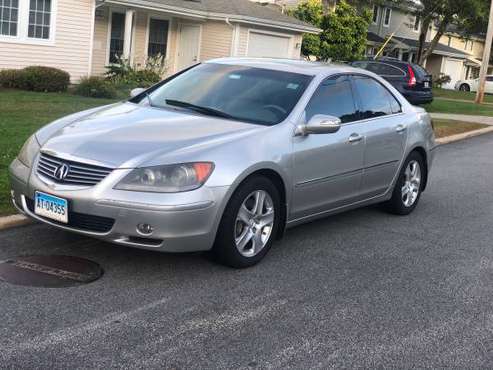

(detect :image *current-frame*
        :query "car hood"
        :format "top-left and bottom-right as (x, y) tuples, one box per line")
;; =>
(40, 102), (264, 168)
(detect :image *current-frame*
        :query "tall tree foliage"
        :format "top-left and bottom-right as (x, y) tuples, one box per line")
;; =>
(289, 0), (371, 62)
(415, 0), (490, 64)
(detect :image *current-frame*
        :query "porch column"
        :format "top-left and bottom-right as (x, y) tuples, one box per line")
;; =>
(123, 9), (135, 61)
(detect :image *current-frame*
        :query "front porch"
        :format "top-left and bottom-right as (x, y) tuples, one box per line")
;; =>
(90, 3), (305, 79)
(91, 5), (231, 77)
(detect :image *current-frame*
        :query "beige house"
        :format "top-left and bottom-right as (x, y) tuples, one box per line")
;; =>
(0, 0), (318, 82)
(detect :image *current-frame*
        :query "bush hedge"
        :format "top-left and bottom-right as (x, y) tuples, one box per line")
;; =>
(0, 66), (70, 92)
(74, 76), (118, 99)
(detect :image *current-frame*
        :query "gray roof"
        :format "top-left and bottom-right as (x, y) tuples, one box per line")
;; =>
(367, 32), (386, 44)
(393, 36), (470, 58)
(114, 0), (319, 33)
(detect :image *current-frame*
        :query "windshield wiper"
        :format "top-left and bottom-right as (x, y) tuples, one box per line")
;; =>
(165, 99), (234, 119)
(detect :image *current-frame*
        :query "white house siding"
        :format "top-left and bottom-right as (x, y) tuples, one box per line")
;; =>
(0, 0), (93, 82)
(200, 21), (233, 62)
(91, 7), (109, 76)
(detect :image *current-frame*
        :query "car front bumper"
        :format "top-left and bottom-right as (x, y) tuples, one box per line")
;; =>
(9, 158), (230, 253)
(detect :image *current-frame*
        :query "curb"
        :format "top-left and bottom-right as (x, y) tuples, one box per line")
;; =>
(1, 126), (493, 231)
(436, 126), (493, 145)
(0, 214), (31, 231)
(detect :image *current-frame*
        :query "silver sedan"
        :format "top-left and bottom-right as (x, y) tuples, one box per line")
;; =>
(9, 58), (436, 268)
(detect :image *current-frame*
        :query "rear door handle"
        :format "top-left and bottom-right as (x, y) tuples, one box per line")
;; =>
(348, 133), (363, 144)
(396, 124), (407, 133)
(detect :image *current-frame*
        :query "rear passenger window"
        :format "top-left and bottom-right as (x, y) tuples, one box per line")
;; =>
(378, 64), (405, 77)
(305, 75), (358, 123)
(353, 76), (401, 119)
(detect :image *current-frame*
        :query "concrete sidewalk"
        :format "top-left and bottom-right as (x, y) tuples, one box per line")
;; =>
(430, 113), (493, 125)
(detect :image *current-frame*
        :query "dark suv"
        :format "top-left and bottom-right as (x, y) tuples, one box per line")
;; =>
(351, 58), (433, 105)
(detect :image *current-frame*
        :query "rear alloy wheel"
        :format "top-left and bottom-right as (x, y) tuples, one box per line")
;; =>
(213, 177), (280, 268)
(460, 84), (470, 92)
(384, 152), (425, 215)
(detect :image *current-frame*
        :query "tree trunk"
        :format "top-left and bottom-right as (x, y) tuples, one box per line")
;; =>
(419, 17), (450, 65)
(416, 17), (431, 64)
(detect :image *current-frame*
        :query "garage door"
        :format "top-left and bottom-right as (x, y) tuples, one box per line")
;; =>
(442, 58), (463, 90)
(247, 32), (291, 58)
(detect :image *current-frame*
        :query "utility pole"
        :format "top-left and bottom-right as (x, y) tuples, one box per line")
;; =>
(475, 0), (493, 104)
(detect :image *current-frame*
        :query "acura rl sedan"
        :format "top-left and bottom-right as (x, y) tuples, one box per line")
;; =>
(9, 58), (436, 268)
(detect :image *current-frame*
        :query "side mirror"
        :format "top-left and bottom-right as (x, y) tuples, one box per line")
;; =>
(296, 114), (341, 136)
(130, 87), (146, 98)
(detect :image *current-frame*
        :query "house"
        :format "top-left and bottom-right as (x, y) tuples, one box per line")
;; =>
(0, 0), (318, 82)
(366, 2), (480, 89)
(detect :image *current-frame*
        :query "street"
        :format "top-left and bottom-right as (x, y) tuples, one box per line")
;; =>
(1, 133), (493, 369)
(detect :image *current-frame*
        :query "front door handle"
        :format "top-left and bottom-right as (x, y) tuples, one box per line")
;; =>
(396, 124), (407, 133)
(348, 133), (363, 144)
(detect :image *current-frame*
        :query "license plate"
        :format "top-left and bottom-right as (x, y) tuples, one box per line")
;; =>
(424, 82), (430, 88)
(34, 191), (68, 224)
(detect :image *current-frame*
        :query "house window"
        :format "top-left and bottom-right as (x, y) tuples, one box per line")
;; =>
(148, 18), (168, 58)
(28, 0), (52, 39)
(0, 0), (55, 43)
(413, 15), (420, 32)
(0, 0), (19, 36)
(372, 5), (379, 24)
(109, 12), (125, 63)
(383, 8), (391, 27)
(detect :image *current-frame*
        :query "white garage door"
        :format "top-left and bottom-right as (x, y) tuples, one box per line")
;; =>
(442, 58), (463, 90)
(247, 32), (291, 58)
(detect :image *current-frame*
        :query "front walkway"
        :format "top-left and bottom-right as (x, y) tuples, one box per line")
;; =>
(430, 113), (493, 126)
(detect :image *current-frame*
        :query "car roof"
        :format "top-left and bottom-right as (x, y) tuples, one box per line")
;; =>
(206, 57), (362, 77)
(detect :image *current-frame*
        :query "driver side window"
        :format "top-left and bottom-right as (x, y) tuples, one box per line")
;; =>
(304, 75), (359, 124)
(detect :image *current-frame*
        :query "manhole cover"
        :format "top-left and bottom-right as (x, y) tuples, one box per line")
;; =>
(0, 255), (103, 288)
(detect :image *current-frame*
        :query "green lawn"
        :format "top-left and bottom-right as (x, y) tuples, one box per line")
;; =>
(423, 99), (493, 116)
(433, 87), (493, 103)
(0, 89), (117, 216)
(432, 119), (488, 138)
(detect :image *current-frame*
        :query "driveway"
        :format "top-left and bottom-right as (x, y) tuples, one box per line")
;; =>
(2, 134), (493, 369)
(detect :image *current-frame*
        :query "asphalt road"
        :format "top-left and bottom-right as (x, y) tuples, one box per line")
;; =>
(2, 134), (493, 369)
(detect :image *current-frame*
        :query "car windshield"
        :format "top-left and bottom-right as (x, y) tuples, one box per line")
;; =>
(137, 63), (313, 126)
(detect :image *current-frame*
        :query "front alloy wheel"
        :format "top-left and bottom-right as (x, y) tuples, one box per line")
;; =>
(235, 190), (275, 258)
(213, 176), (280, 268)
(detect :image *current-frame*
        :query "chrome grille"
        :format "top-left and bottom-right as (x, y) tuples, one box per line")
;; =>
(37, 153), (113, 186)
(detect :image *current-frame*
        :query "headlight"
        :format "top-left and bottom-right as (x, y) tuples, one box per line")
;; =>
(114, 162), (214, 193)
(18, 135), (40, 168)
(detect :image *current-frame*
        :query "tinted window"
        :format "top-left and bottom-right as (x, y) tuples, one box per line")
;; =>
(353, 76), (401, 119)
(378, 64), (405, 77)
(412, 64), (429, 79)
(486, 76), (493, 82)
(143, 63), (312, 126)
(305, 75), (358, 123)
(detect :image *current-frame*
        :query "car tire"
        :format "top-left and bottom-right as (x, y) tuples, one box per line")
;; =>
(459, 84), (470, 92)
(384, 152), (425, 216)
(212, 176), (281, 268)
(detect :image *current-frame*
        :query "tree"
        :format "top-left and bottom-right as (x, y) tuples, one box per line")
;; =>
(288, 0), (324, 58)
(415, 0), (490, 65)
(319, 1), (372, 61)
(289, 0), (371, 61)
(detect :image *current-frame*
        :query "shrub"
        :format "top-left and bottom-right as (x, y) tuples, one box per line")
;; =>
(18, 66), (70, 92)
(74, 76), (117, 98)
(0, 69), (23, 88)
(435, 74), (451, 88)
(105, 54), (167, 88)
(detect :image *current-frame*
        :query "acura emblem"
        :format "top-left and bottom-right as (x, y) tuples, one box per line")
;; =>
(54, 163), (70, 180)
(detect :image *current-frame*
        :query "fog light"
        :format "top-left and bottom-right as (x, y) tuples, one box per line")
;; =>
(137, 223), (154, 235)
